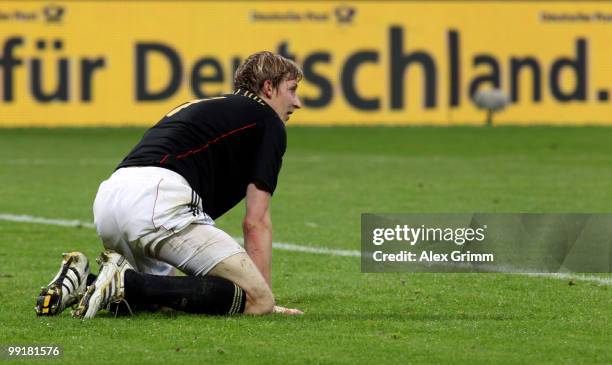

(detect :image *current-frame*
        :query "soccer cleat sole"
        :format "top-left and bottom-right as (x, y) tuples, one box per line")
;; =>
(74, 252), (113, 319)
(35, 284), (62, 316)
(73, 285), (95, 318)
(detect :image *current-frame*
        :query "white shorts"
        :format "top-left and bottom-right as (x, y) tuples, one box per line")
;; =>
(93, 166), (245, 275)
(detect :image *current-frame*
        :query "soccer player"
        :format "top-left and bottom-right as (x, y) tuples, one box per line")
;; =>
(36, 51), (303, 318)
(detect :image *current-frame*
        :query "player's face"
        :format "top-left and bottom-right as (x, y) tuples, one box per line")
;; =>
(270, 78), (302, 122)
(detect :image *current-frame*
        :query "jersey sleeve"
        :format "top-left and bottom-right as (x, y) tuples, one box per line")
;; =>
(250, 117), (287, 195)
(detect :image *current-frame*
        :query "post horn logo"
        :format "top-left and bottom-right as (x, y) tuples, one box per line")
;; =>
(334, 6), (356, 24)
(43, 5), (65, 23)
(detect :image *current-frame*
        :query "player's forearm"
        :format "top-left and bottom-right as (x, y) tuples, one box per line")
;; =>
(243, 220), (273, 288)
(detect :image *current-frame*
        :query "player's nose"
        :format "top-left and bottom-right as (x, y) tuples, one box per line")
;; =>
(293, 95), (302, 109)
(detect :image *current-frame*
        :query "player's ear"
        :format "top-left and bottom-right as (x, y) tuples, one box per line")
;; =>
(262, 80), (274, 99)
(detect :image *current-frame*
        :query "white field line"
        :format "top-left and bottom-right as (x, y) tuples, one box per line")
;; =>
(0, 213), (96, 229)
(524, 272), (612, 285)
(1, 213), (610, 286)
(0, 213), (357, 256)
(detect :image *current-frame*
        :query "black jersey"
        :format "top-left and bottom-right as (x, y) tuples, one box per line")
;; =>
(117, 89), (286, 219)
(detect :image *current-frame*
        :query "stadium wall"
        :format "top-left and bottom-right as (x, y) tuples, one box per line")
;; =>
(1, 1), (612, 126)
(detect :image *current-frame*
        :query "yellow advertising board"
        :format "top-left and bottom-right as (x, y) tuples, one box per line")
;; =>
(1, 1), (612, 126)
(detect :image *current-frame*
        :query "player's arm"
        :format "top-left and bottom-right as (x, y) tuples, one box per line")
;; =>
(243, 182), (273, 288)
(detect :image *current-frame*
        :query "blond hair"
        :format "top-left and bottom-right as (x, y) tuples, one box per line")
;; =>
(234, 51), (303, 94)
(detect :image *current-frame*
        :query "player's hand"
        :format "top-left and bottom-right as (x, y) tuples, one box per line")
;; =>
(273, 305), (304, 315)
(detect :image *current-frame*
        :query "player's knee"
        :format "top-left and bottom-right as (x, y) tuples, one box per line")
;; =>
(245, 285), (274, 315)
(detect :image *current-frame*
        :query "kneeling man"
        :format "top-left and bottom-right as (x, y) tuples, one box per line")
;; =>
(36, 51), (303, 318)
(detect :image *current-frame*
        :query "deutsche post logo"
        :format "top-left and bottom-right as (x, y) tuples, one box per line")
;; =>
(43, 5), (65, 23)
(334, 6), (356, 24)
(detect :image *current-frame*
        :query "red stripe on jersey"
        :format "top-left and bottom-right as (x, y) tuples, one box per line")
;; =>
(175, 123), (257, 160)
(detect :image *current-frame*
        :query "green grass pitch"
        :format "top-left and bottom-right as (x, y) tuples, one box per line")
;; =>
(0, 126), (610, 364)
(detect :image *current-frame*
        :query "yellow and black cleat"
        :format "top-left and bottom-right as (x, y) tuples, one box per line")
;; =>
(35, 252), (90, 317)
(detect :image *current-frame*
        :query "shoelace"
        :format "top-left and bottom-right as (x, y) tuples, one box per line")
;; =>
(110, 298), (134, 318)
